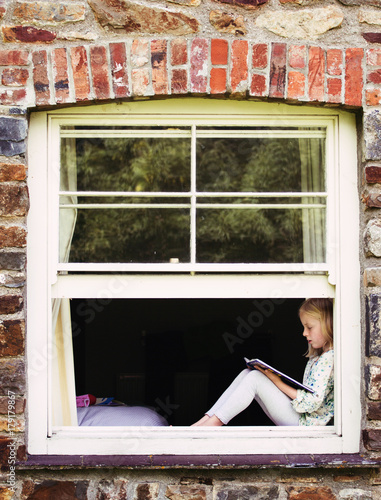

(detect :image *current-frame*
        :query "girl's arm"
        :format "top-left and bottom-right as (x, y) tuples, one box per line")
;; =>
(255, 367), (297, 400)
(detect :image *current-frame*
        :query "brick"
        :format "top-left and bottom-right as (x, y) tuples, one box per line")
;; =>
(210, 68), (226, 94)
(0, 251), (26, 271)
(0, 186), (28, 217)
(289, 45), (306, 69)
(327, 77), (342, 104)
(365, 165), (381, 183)
(32, 50), (50, 106)
(211, 39), (228, 66)
(151, 40), (168, 95)
(166, 484), (209, 499)
(363, 33), (381, 44)
(366, 89), (381, 107)
(52, 48), (70, 104)
(131, 39), (149, 68)
(21, 481), (85, 499)
(213, 0), (268, 7)
(366, 364), (381, 400)
(252, 43), (268, 69)
(0, 226), (26, 248)
(190, 39), (208, 93)
(0, 50), (28, 66)
(250, 73), (267, 96)
(368, 69), (381, 84)
(70, 46), (90, 101)
(368, 48), (381, 66)
(131, 68), (149, 96)
(171, 38), (188, 66)
(345, 48), (364, 107)
(363, 428), (381, 451)
(214, 485), (278, 499)
(135, 482), (160, 500)
(2, 25), (56, 43)
(287, 71), (305, 99)
(269, 43), (286, 98)
(13, 1), (85, 24)
(0, 319), (24, 356)
(0, 294), (23, 314)
(109, 42), (129, 99)
(308, 46), (324, 102)
(90, 45), (111, 100)
(287, 486), (336, 500)
(230, 40), (248, 93)
(171, 68), (187, 94)
(0, 89), (26, 107)
(0, 163), (26, 182)
(368, 401), (381, 420)
(1, 68), (28, 87)
(327, 49), (343, 76)
(0, 437), (12, 467)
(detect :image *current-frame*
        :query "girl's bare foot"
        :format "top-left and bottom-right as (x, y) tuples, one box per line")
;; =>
(191, 415), (210, 426)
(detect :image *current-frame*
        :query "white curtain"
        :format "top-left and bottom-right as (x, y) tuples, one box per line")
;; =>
(299, 136), (325, 264)
(51, 137), (78, 426)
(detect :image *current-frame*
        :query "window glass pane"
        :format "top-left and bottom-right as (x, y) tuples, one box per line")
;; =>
(196, 134), (325, 193)
(196, 208), (325, 263)
(64, 208), (190, 263)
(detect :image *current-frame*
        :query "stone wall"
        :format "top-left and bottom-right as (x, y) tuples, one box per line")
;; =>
(1, 0), (381, 498)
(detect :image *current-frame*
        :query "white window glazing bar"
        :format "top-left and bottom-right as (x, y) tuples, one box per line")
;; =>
(59, 203), (326, 210)
(190, 124), (197, 265)
(59, 191), (327, 198)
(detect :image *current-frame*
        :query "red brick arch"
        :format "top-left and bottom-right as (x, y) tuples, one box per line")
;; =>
(0, 39), (374, 109)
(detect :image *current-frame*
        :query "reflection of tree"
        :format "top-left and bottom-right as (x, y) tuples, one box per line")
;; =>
(66, 133), (307, 264)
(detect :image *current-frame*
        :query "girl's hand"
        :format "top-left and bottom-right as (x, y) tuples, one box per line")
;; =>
(254, 366), (298, 400)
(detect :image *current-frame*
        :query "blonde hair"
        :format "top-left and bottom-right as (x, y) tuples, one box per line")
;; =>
(299, 298), (333, 358)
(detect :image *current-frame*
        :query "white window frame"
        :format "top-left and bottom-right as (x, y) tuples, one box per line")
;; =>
(27, 99), (360, 456)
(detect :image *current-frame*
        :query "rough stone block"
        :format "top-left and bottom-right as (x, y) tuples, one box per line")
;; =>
(90, 45), (111, 100)
(269, 42), (286, 98)
(96, 479), (128, 498)
(364, 111), (381, 160)
(214, 484), (279, 500)
(363, 428), (381, 450)
(367, 48), (381, 66)
(0, 319), (24, 357)
(0, 226), (26, 248)
(368, 69), (381, 84)
(287, 486), (336, 499)
(171, 69), (187, 94)
(52, 48), (70, 104)
(0, 395), (24, 414)
(0, 185), (29, 216)
(252, 43), (268, 68)
(13, 2), (86, 24)
(362, 187), (381, 207)
(171, 38), (188, 66)
(364, 267), (381, 286)
(166, 484), (210, 499)
(210, 67), (226, 94)
(364, 32), (381, 43)
(368, 401), (381, 419)
(230, 40), (248, 93)
(212, 0), (268, 7)
(210, 11), (246, 35)
(109, 42), (129, 99)
(0, 414), (24, 432)
(70, 46), (90, 101)
(366, 293), (381, 356)
(366, 364), (381, 400)
(134, 482), (160, 500)
(151, 40), (168, 95)
(0, 359), (25, 395)
(365, 219), (381, 257)
(211, 39), (228, 66)
(365, 165), (381, 183)
(2, 25), (56, 43)
(0, 117), (27, 142)
(366, 89), (381, 107)
(0, 294), (23, 314)
(21, 480), (89, 499)
(338, 489), (373, 500)
(190, 38), (208, 93)
(0, 272), (25, 288)
(88, 0), (199, 35)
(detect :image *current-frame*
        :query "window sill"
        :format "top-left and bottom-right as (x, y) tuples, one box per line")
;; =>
(19, 453), (380, 470)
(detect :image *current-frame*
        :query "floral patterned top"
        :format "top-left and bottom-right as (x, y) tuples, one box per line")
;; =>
(291, 349), (334, 426)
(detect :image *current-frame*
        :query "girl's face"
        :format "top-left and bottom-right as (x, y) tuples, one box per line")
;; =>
(300, 311), (327, 351)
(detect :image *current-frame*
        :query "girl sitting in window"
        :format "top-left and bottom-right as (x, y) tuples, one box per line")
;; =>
(192, 298), (334, 427)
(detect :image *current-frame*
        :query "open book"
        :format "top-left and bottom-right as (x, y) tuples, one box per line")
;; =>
(244, 357), (314, 393)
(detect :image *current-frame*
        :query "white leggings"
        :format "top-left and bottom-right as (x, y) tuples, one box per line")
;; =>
(206, 369), (300, 426)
